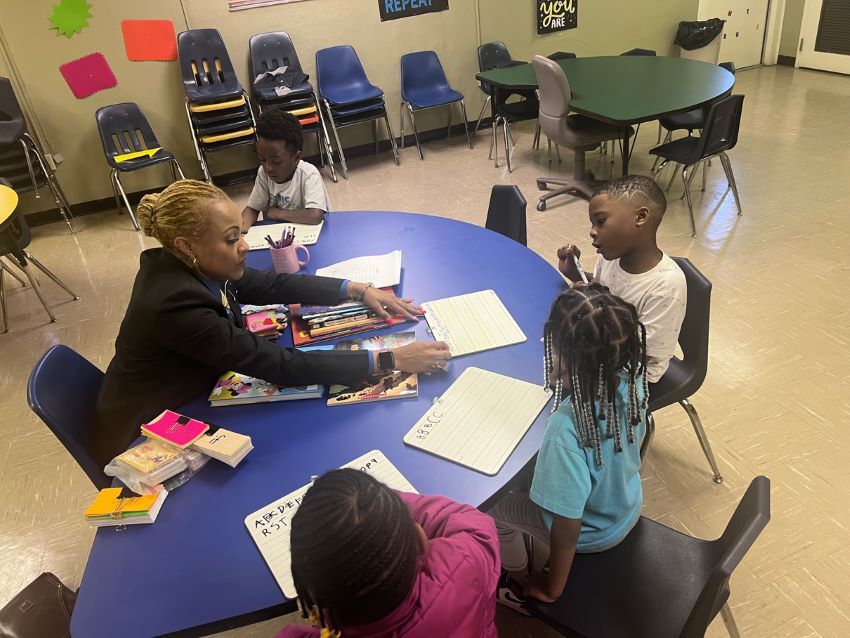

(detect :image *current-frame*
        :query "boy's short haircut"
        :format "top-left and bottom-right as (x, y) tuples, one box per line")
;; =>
(593, 174), (667, 220)
(255, 109), (304, 154)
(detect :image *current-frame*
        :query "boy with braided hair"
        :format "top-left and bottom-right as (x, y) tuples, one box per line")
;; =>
(557, 174), (686, 384)
(277, 468), (501, 637)
(490, 284), (648, 610)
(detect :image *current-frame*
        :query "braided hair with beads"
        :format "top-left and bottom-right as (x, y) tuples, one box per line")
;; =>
(544, 283), (649, 469)
(290, 468), (421, 634)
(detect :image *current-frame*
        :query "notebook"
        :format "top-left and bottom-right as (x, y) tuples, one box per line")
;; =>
(422, 289), (527, 357)
(403, 367), (551, 475)
(141, 410), (209, 449)
(245, 450), (417, 599)
(209, 371), (324, 406)
(191, 426), (253, 468)
(314, 250), (402, 289)
(244, 221), (324, 249)
(84, 487), (168, 527)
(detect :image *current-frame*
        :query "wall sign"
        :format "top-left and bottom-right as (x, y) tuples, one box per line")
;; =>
(379, 0), (449, 22)
(537, 0), (577, 35)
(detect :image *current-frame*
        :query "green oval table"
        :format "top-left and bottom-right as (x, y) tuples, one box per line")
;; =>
(475, 55), (735, 174)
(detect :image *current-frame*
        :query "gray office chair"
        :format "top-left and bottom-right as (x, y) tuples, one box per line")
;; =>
(532, 55), (631, 211)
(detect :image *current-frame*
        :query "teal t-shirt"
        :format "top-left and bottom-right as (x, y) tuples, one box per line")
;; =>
(530, 373), (646, 552)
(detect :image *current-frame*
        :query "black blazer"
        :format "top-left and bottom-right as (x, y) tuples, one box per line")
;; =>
(93, 248), (370, 465)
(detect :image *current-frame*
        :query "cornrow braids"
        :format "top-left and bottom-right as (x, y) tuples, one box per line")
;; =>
(290, 468), (420, 633)
(137, 179), (227, 257)
(543, 283), (648, 469)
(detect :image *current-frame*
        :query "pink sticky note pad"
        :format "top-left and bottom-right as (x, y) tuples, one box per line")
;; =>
(59, 52), (117, 99)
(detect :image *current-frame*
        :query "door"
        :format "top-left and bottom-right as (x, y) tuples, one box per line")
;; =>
(797, 0), (850, 74)
(698, 0), (771, 68)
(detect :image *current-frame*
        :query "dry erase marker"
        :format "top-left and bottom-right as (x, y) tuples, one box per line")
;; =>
(573, 255), (589, 284)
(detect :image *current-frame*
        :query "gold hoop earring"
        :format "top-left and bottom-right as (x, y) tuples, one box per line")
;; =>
(186, 253), (198, 268)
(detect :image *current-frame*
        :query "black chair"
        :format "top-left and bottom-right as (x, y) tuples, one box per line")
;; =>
(641, 257), (722, 483)
(620, 48), (657, 56)
(474, 41), (530, 132)
(249, 32), (337, 183)
(0, 179), (78, 332)
(178, 29), (257, 182)
(655, 62), (736, 150)
(95, 103), (185, 231)
(650, 95), (744, 236)
(527, 476), (771, 638)
(27, 344), (111, 489)
(0, 77), (75, 233)
(485, 185), (527, 246)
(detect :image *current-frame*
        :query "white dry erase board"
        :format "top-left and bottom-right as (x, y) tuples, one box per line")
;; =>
(244, 221), (324, 250)
(244, 450), (417, 599)
(422, 290), (526, 357)
(403, 367), (551, 475)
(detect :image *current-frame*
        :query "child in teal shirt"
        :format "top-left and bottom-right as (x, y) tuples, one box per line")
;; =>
(491, 283), (648, 609)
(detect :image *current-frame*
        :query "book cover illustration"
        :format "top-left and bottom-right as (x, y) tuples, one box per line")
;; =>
(326, 332), (418, 406)
(244, 308), (288, 339)
(209, 371), (323, 406)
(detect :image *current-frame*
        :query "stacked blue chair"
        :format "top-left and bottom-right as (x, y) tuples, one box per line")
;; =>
(178, 29), (257, 183)
(249, 32), (337, 183)
(316, 45), (399, 179)
(400, 51), (471, 160)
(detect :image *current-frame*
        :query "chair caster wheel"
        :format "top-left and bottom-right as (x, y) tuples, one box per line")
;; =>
(537, 180), (548, 191)
(537, 200), (547, 212)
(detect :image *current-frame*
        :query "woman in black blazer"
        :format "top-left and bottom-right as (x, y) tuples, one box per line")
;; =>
(94, 180), (448, 465)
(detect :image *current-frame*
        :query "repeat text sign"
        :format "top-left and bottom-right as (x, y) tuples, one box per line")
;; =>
(379, 0), (449, 21)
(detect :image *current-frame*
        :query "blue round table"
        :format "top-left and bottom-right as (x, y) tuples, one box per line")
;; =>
(70, 211), (565, 637)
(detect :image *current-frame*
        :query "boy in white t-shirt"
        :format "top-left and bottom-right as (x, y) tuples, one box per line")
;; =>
(557, 175), (686, 384)
(241, 109), (330, 230)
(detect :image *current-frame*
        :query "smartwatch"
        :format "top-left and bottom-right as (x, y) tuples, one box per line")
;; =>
(377, 350), (395, 372)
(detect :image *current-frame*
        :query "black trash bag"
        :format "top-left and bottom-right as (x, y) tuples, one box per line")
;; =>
(675, 18), (725, 50)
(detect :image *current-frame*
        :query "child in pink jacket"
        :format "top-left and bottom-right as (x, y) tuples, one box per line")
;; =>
(275, 468), (500, 638)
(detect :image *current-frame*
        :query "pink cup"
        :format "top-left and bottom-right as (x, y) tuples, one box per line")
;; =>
(270, 244), (310, 274)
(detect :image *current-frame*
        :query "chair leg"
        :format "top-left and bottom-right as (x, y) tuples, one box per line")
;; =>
(665, 162), (680, 191)
(24, 135), (76, 233)
(0, 258), (26, 287)
(474, 96), (490, 133)
(109, 170), (122, 214)
(446, 102), (452, 139)
(532, 122), (541, 150)
(681, 165), (697, 237)
(372, 119), (379, 155)
(384, 114), (400, 166)
(651, 130), (672, 173)
(720, 603), (741, 638)
(315, 98), (338, 183)
(719, 152), (743, 215)
(113, 170), (140, 231)
(24, 251), (79, 300)
(555, 144), (561, 163)
(502, 119), (512, 173)
(680, 398), (723, 483)
(407, 104), (424, 161)
(657, 121), (663, 144)
(701, 157), (708, 192)
(490, 117), (499, 166)
(198, 147), (213, 183)
(17, 260), (56, 323)
(323, 99), (348, 179)
(19, 138), (40, 197)
(399, 102), (406, 150)
(459, 100), (472, 149)
(172, 158), (186, 180)
(0, 265), (6, 333)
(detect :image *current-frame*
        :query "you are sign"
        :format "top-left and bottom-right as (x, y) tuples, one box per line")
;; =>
(537, 0), (577, 35)
(380, 0), (449, 21)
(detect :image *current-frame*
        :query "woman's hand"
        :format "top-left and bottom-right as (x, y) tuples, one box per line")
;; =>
(353, 283), (422, 322)
(389, 342), (451, 374)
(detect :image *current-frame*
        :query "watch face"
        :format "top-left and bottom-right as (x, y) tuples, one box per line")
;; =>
(378, 350), (395, 371)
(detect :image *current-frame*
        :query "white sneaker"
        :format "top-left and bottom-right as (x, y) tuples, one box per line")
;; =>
(496, 585), (531, 616)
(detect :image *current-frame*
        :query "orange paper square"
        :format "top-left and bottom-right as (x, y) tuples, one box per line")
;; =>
(121, 20), (177, 62)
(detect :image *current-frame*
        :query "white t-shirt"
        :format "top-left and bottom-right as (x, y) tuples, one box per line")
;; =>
(245, 160), (330, 216)
(594, 253), (687, 383)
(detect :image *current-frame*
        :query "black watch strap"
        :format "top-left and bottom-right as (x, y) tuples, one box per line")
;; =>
(377, 350), (395, 372)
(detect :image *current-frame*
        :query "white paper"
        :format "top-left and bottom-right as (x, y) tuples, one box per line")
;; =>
(245, 450), (417, 599)
(422, 289), (527, 357)
(404, 367), (550, 476)
(314, 250), (402, 289)
(244, 221), (324, 250)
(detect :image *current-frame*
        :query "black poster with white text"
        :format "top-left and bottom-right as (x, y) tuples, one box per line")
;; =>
(537, 0), (578, 35)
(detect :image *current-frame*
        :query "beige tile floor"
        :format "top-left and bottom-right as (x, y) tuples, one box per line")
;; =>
(1, 64), (848, 637)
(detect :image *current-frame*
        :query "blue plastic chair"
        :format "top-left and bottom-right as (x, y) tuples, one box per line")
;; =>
(27, 344), (111, 489)
(400, 51), (472, 160)
(315, 45), (398, 179)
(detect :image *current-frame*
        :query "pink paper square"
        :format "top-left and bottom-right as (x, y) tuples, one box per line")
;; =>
(59, 52), (117, 99)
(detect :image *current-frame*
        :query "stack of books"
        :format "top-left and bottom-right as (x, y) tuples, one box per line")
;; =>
(84, 487), (168, 527)
(244, 307), (288, 339)
(290, 295), (419, 346)
(191, 426), (254, 468)
(209, 371), (324, 406)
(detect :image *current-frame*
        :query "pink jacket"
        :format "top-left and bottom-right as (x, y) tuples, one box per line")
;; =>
(276, 492), (500, 638)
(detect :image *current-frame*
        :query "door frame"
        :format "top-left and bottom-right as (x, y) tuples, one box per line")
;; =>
(796, 0), (850, 73)
(764, 0), (786, 65)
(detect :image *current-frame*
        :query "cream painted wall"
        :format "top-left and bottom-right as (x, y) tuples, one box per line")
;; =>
(478, 0), (699, 62)
(779, 0), (805, 57)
